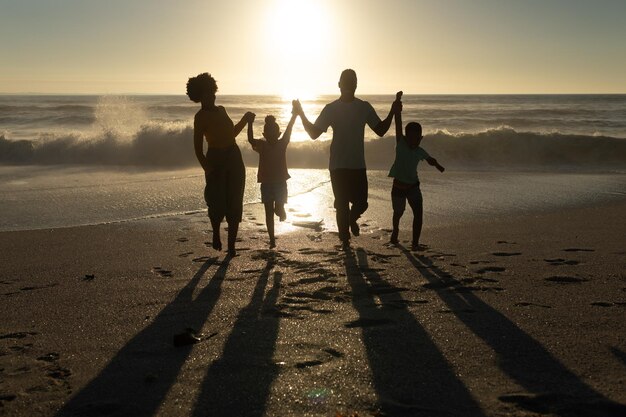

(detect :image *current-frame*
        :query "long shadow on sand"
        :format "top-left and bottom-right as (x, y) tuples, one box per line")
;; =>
(191, 256), (281, 417)
(399, 246), (626, 417)
(56, 257), (230, 417)
(344, 248), (485, 416)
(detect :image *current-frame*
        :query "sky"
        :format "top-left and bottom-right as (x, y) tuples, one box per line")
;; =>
(1, 0), (625, 95)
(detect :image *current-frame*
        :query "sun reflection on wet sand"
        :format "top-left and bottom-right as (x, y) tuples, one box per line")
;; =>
(271, 170), (336, 235)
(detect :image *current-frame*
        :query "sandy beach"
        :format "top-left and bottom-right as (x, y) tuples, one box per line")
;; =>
(1, 188), (625, 416)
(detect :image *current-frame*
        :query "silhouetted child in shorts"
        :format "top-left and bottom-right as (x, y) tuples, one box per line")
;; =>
(247, 105), (297, 248)
(388, 92), (445, 250)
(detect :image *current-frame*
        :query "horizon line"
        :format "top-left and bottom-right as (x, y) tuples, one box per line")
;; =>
(2, 92), (626, 96)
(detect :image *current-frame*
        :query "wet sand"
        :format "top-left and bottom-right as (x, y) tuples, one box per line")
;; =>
(0, 199), (625, 416)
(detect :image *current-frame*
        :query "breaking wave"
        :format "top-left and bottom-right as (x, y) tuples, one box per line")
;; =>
(1, 126), (625, 170)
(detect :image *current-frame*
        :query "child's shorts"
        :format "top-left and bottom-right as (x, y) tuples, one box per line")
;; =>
(261, 181), (288, 204)
(391, 183), (422, 213)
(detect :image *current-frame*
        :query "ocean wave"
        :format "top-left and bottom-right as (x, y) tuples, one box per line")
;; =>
(1, 126), (624, 169)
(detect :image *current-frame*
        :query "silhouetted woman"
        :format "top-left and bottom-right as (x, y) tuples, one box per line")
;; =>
(187, 73), (252, 256)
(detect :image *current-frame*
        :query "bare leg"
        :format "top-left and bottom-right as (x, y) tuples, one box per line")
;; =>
(274, 203), (286, 222)
(408, 192), (423, 249)
(391, 210), (403, 244)
(210, 218), (222, 251)
(227, 221), (239, 256)
(264, 202), (276, 248)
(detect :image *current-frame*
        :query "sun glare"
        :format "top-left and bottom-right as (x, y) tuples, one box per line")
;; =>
(265, 0), (333, 99)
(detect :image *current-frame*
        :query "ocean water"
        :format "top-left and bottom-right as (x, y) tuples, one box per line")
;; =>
(1, 94), (625, 231)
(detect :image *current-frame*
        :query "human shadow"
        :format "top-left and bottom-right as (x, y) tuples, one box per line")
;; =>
(399, 246), (626, 417)
(56, 257), (230, 417)
(343, 248), (485, 416)
(191, 256), (281, 416)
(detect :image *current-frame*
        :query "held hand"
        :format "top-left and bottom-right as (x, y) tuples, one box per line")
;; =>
(292, 99), (303, 116)
(392, 91), (403, 114)
(244, 111), (256, 123)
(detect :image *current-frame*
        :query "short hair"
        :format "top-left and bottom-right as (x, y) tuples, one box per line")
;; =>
(264, 115), (279, 132)
(186, 73), (218, 102)
(339, 69), (357, 85)
(264, 115), (277, 125)
(406, 122), (422, 137)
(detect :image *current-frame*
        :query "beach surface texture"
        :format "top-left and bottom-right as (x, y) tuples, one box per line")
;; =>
(1, 175), (625, 417)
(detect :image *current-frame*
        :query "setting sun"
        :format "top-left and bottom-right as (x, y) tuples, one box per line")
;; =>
(265, 0), (334, 98)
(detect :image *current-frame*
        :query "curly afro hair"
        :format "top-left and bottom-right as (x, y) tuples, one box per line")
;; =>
(186, 73), (218, 103)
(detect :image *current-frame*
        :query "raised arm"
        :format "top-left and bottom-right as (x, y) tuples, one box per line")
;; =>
(373, 93), (402, 137)
(394, 91), (403, 142)
(246, 113), (256, 145)
(281, 102), (299, 143)
(294, 100), (324, 140)
(193, 115), (208, 171)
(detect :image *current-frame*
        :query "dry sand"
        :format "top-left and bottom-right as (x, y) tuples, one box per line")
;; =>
(0, 200), (625, 416)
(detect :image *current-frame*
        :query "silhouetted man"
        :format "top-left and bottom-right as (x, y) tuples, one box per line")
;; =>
(294, 69), (399, 247)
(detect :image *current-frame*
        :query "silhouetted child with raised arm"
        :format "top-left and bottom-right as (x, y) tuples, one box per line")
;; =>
(388, 91), (445, 250)
(247, 104), (297, 248)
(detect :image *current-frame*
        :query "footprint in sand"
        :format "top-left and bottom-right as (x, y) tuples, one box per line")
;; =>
(152, 267), (173, 277)
(562, 248), (594, 252)
(544, 258), (580, 266)
(279, 345), (345, 369)
(0, 394), (17, 404)
(36, 353), (60, 362)
(292, 220), (324, 231)
(515, 302), (552, 309)
(544, 275), (589, 283)
(492, 252), (522, 257)
(0, 332), (38, 340)
(469, 260), (492, 265)
(242, 268), (264, 274)
(497, 240), (517, 244)
(178, 251), (194, 258)
(176, 237), (189, 243)
(192, 256), (214, 263)
(591, 302), (614, 307)
(292, 276), (329, 285)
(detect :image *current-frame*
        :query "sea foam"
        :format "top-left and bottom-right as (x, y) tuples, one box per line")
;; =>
(1, 126), (625, 170)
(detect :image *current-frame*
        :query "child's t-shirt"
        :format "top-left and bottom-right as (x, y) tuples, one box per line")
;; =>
(250, 139), (290, 183)
(388, 138), (430, 184)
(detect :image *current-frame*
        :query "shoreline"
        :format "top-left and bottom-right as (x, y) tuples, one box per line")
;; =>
(2, 168), (626, 233)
